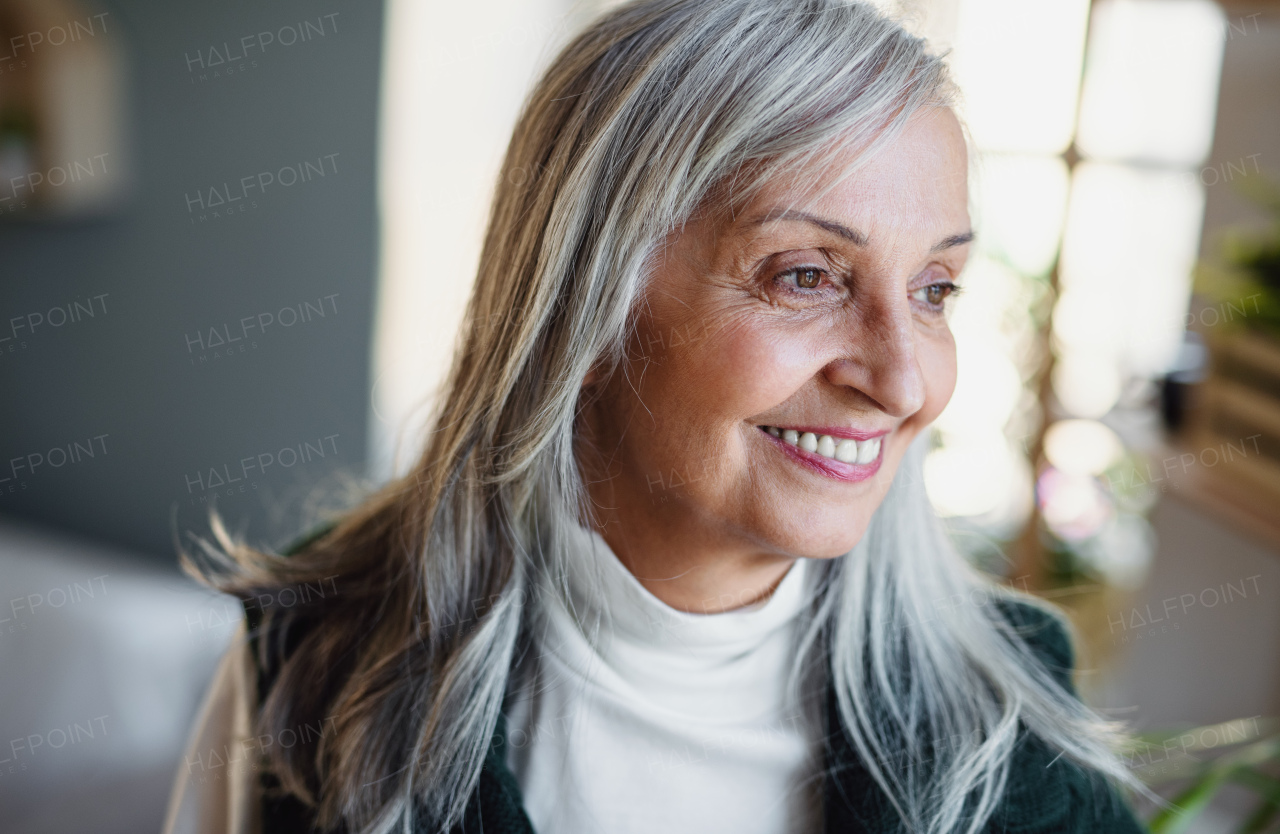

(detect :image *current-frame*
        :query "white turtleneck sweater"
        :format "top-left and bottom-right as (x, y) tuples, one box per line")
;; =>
(161, 526), (823, 834)
(504, 525), (823, 834)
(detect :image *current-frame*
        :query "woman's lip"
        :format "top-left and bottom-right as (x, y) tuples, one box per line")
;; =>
(762, 425), (890, 442)
(757, 427), (883, 483)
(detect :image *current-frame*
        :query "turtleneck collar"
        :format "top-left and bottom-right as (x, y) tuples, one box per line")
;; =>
(535, 522), (816, 722)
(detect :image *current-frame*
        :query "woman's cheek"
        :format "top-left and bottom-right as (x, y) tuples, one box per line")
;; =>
(915, 326), (958, 426)
(694, 319), (821, 409)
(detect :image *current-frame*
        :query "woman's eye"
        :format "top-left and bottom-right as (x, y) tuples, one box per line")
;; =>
(912, 281), (959, 309)
(779, 267), (825, 290)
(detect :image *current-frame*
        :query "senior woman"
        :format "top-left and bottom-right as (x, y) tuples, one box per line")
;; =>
(164, 1), (1150, 832)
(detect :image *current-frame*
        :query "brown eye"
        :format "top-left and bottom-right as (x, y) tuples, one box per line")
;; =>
(912, 281), (959, 309)
(770, 265), (833, 298)
(786, 268), (822, 289)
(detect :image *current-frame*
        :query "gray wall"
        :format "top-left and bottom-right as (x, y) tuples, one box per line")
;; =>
(1198, 10), (1280, 248)
(0, 0), (384, 561)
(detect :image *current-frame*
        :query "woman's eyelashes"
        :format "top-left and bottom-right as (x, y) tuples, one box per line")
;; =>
(910, 280), (962, 313)
(764, 262), (844, 303)
(777, 266), (830, 292)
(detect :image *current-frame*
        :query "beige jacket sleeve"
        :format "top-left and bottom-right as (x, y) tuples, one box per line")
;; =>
(162, 626), (259, 834)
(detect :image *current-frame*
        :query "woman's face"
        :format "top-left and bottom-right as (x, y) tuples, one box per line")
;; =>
(579, 107), (971, 611)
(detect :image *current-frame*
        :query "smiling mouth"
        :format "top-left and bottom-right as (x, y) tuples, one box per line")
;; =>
(757, 425), (885, 482)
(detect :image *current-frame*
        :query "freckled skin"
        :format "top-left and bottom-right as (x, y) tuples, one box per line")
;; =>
(577, 108), (972, 613)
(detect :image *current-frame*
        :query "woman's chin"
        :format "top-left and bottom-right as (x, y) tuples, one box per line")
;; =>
(755, 518), (871, 560)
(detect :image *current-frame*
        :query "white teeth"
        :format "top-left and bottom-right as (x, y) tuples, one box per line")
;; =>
(835, 439), (859, 463)
(816, 435), (836, 458)
(766, 427), (883, 465)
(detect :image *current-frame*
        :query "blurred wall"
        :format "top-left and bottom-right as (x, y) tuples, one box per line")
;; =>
(1199, 7), (1280, 244)
(0, 0), (384, 561)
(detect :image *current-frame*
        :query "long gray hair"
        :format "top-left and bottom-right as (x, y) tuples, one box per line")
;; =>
(191, 1), (1143, 832)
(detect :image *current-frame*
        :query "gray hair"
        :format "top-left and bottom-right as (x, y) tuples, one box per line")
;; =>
(192, 1), (1145, 832)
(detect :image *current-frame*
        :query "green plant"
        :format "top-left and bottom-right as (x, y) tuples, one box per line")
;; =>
(1194, 175), (1280, 338)
(1131, 717), (1280, 833)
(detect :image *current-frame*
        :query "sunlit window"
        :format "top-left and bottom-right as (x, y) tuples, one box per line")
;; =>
(921, 0), (1226, 591)
(373, 0), (577, 479)
(947, 0), (1091, 154)
(1056, 162), (1207, 385)
(1075, 0), (1225, 166)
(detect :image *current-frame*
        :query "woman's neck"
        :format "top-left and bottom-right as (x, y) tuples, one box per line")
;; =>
(585, 513), (799, 614)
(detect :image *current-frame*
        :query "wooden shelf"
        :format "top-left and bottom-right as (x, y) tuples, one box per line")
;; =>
(1176, 329), (1280, 553)
(1164, 454), (1280, 554)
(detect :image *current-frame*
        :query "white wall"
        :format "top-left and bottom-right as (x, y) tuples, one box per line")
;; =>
(371, 0), (605, 479)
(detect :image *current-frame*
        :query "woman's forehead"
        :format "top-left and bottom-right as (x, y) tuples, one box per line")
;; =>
(716, 109), (970, 242)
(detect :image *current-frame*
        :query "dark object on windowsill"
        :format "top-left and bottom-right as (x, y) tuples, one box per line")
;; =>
(1160, 333), (1207, 434)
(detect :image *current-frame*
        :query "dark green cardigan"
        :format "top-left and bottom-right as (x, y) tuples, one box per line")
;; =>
(244, 533), (1146, 833)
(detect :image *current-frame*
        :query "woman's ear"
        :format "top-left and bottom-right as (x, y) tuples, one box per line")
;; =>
(581, 357), (609, 388)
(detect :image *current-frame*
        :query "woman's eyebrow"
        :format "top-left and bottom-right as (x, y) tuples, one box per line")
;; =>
(745, 210), (868, 245)
(931, 231), (974, 253)
(746, 210), (974, 254)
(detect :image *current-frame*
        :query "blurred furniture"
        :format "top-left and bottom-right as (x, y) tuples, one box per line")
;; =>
(0, 517), (235, 834)
(1184, 331), (1280, 548)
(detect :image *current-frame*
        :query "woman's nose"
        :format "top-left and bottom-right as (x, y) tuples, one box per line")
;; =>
(822, 297), (926, 419)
